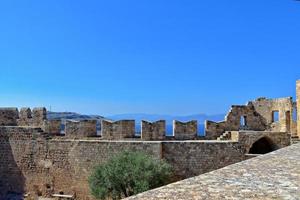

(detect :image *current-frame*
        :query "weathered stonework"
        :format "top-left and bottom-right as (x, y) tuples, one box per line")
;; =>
(101, 120), (135, 139)
(32, 107), (47, 127)
(43, 119), (61, 135)
(173, 120), (197, 140)
(0, 108), (19, 126)
(18, 107), (32, 126)
(205, 97), (295, 139)
(141, 120), (165, 140)
(65, 119), (97, 138)
(297, 80), (300, 137)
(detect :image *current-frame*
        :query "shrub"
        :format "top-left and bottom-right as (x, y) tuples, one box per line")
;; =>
(89, 151), (172, 200)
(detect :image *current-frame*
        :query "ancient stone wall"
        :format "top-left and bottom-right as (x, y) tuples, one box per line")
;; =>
(205, 97), (294, 139)
(44, 119), (61, 135)
(101, 120), (135, 139)
(32, 107), (47, 127)
(65, 120), (97, 138)
(205, 103), (266, 139)
(18, 107), (32, 126)
(0, 127), (257, 199)
(0, 108), (19, 126)
(252, 97), (294, 133)
(297, 80), (300, 137)
(141, 120), (166, 140)
(173, 120), (197, 140)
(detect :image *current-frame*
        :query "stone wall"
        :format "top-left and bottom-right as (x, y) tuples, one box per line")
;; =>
(18, 107), (32, 126)
(141, 120), (166, 140)
(297, 80), (300, 137)
(0, 127), (254, 199)
(173, 120), (197, 140)
(205, 97), (295, 139)
(0, 108), (19, 126)
(65, 120), (97, 138)
(252, 97), (294, 133)
(205, 103), (266, 139)
(101, 120), (135, 139)
(44, 119), (61, 135)
(161, 141), (245, 179)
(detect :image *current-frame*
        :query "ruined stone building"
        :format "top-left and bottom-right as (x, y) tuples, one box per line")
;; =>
(0, 80), (299, 199)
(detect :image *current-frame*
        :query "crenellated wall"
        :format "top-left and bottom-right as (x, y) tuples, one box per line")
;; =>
(297, 80), (300, 137)
(173, 120), (197, 140)
(0, 108), (19, 126)
(101, 120), (135, 139)
(65, 120), (97, 138)
(141, 120), (166, 140)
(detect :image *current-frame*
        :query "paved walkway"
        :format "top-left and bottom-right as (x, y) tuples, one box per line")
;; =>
(127, 143), (300, 200)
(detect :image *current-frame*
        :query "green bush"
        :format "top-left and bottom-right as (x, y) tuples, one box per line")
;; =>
(88, 151), (172, 200)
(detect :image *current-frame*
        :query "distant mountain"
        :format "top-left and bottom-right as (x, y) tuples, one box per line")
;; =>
(47, 112), (105, 121)
(108, 113), (224, 123)
(108, 113), (225, 136)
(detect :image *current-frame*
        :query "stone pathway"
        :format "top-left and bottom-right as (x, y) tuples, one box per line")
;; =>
(127, 143), (300, 200)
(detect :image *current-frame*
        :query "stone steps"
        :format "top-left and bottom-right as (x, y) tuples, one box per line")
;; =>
(217, 132), (231, 141)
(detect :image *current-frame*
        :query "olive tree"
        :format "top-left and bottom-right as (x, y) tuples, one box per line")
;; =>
(89, 151), (172, 200)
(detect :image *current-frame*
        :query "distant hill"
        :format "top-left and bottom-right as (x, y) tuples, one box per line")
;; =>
(47, 112), (105, 120)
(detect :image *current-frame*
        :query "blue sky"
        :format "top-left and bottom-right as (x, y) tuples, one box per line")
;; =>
(0, 0), (299, 116)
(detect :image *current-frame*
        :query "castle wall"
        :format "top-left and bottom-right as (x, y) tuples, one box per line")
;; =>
(0, 127), (249, 199)
(65, 120), (97, 138)
(101, 120), (135, 139)
(44, 119), (61, 135)
(297, 80), (300, 137)
(173, 120), (197, 140)
(141, 120), (166, 140)
(0, 108), (19, 126)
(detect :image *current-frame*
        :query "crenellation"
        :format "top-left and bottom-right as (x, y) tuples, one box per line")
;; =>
(173, 120), (197, 140)
(44, 119), (61, 135)
(65, 119), (97, 138)
(101, 120), (135, 139)
(18, 107), (32, 126)
(0, 107), (19, 126)
(141, 120), (166, 140)
(32, 107), (47, 127)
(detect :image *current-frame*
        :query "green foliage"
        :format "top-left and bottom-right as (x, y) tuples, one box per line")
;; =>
(88, 151), (172, 200)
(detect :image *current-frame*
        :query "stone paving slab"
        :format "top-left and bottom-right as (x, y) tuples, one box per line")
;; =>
(126, 143), (300, 200)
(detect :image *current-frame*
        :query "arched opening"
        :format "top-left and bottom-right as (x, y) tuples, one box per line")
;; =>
(248, 137), (278, 154)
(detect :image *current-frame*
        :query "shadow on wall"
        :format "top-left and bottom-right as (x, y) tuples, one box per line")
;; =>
(0, 134), (25, 199)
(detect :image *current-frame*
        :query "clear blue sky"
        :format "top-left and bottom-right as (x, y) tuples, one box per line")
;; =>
(0, 0), (299, 116)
